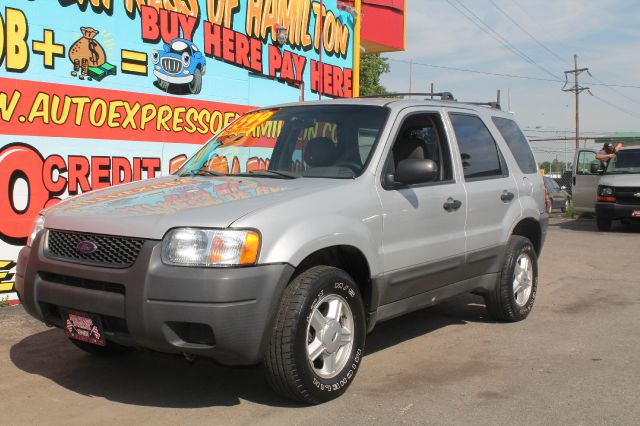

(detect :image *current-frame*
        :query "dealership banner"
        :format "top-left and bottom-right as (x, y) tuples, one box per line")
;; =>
(0, 0), (356, 304)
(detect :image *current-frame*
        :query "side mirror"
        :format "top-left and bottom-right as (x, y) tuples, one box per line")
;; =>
(590, 162), (604, 174)
(394, 159), (438, 185)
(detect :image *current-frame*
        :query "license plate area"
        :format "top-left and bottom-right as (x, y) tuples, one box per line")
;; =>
(61, 309), (105, 346)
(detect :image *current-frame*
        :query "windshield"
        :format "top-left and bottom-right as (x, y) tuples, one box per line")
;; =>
(605, 149), (640, 174)
(177, 105), (389, 179)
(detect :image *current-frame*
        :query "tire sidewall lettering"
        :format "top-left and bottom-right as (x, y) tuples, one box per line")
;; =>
(304, 277), (364, 393)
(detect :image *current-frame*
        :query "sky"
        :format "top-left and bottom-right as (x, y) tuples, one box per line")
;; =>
(380, 0), (640, 165)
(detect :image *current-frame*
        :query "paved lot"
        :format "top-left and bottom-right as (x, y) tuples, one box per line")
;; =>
(1, 218), (639, 425)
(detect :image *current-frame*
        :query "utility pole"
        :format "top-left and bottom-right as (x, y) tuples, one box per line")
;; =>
(562, 54), (590, 151)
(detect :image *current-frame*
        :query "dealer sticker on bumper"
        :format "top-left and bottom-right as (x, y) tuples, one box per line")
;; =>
(62, 309), (105, 346)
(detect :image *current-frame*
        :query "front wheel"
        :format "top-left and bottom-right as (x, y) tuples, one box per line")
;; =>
(485, 236), (538, 322)
(264, 266), (366, 404)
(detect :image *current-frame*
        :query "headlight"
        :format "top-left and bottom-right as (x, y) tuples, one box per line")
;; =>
(599, 186), (614, 196)
(162, 228), (260, 267)
(27, 215), (45, 247)
(182, 52), (191, 67)
(151, 50), (159, 64)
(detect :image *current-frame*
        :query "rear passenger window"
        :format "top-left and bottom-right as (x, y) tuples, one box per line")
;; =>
(450, 113), (505, 180)
(492, 117), (538, 173)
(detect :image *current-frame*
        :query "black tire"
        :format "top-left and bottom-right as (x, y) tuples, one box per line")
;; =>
(561, 199), (569, 213)
(264, 265), (366, 404)
(189, 68), (203, 94)
(485, 236), (538, 322)
(69, 338), (133, 357)
(546, 198), (553, 214)
(597, 216), (612, 231)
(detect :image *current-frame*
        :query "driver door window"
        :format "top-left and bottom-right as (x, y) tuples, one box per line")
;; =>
(385, 113), (453, 184)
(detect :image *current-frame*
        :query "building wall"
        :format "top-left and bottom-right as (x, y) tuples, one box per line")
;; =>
(0, 0), (357, 305)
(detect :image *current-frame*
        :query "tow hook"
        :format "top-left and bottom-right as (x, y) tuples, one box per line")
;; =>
(183, 352), (197, 363)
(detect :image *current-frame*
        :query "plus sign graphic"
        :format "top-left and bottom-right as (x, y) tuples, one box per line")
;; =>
(32, 29), (66, 69)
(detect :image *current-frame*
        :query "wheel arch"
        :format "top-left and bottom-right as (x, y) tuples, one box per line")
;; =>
(291, 245), (373, 312)
(510, 218), (542, 255)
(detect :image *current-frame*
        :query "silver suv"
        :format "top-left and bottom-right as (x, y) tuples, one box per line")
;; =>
(16, 95), (548, 404)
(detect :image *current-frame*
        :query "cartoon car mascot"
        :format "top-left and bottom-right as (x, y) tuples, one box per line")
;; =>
(152, 38), (206, 95)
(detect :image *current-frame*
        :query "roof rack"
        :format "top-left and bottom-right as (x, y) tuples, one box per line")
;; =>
(359, 92), (457, 101)
(358, 92), (502, 110)
(466, 101), (502, 110)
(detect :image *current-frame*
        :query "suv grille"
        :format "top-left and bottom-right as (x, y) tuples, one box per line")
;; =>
(162, 57), (182, 74)
(615, 186), (640, 205)
(45, 230), (144, 268)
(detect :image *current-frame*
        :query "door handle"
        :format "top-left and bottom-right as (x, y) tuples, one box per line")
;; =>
(443, 197), (462, 212)
(501, 190), (515, 203)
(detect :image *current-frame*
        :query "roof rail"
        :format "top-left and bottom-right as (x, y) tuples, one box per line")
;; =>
(358, 92), (502, 110)
(359, 92), (456, 101)
(466, 101), (502, 110)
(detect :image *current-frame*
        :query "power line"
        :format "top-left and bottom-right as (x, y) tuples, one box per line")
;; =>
(588, 91), (640, 119)
(386, 58), (640, 91)
(487, 0), (568, 66)
(498, 0), (640, 104)
(510, 0), (576, 56)
(586, 72), (640, 106)
(386, 58), (561, 83)
(445, 0), (562, 81)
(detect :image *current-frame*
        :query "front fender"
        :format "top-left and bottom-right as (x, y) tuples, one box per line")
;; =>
(257, 214), (382, 276)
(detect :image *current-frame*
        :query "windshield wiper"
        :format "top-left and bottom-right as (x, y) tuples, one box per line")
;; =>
(181, 168), (226, 177)
(241, 170), (298, 179)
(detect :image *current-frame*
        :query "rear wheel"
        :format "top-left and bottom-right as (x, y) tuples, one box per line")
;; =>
(264, 266), (366, 404)
(69, 338), (133, 357)
(561, 199), (569, 213)
(597, 216), (612, 231)
(485, 236), (538, 322)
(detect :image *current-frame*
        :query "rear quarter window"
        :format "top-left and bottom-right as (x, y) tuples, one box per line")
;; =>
(492, 117), (538, 174)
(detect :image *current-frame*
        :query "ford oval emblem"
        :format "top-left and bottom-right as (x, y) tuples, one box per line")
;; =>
(76, 240), (98, 255)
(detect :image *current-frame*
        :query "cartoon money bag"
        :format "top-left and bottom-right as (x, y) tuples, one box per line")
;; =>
(69, 27), (107, 79)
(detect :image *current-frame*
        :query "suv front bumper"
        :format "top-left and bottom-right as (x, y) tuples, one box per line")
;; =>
(15, 231), (294, 365)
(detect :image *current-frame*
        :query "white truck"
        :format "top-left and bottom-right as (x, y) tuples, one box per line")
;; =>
(573, 146), (640, 230)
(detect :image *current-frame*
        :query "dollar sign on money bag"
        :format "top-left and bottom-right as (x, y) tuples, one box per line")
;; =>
(69, 27), (106, 72)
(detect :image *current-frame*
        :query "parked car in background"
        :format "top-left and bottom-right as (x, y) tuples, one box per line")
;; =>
(543, 176), (571, 213)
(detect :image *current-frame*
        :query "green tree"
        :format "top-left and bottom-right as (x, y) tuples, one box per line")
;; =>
(359, 53), (390, 96)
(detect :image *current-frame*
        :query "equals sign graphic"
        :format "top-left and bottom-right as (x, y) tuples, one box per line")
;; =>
(121, 50), (148, 76)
